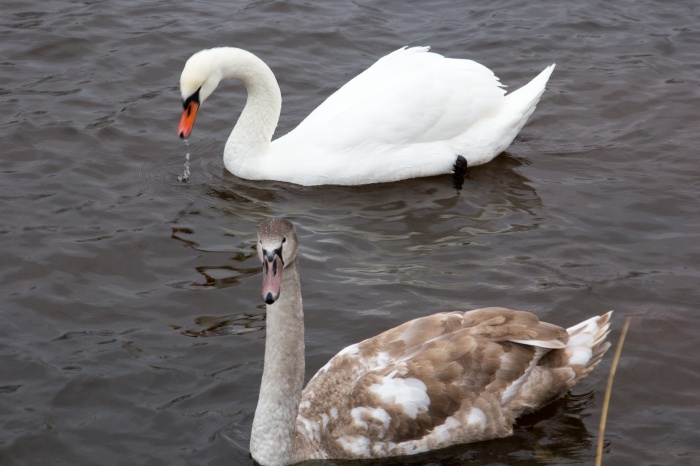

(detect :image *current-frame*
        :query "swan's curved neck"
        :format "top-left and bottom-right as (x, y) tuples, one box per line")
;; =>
(216, 48), (282, 174)
(250, 260), (304, 466)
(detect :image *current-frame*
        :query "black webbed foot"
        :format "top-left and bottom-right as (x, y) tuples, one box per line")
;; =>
(452, 155), (468, 190)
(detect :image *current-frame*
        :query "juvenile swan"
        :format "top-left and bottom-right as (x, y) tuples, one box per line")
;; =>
(178, 47), (555, 186)
(249, 218), (611, 465)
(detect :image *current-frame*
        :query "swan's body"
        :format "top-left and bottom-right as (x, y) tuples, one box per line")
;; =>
(251, 218), (612, 466)
(178, 47), (555, 186)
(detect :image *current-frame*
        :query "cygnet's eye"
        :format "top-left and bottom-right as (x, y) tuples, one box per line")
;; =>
(282, 237), (287, 243)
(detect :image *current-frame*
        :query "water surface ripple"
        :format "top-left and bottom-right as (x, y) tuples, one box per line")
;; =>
(1, 1), (699, 465)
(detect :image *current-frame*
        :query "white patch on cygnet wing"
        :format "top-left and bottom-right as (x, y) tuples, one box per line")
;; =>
(372, 351), (392, 370)
(337, 343), (360, 359)
(369, 374), (430, 419)
(502, 380), (520, 406)
(298, 416), (321, 442)
(430, 415), (461, 444)
(350, 406), (391, 438)
(350, 407), (368, 429)
(466, 407), (486, 428)
(337, 435), (371, 457)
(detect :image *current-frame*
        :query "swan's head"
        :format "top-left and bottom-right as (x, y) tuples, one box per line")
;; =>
(178, 49), (224, 139)
(257, 218), (299, 305)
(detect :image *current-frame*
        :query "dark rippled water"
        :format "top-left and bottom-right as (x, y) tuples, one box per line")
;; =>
(2, 1), (699, 464)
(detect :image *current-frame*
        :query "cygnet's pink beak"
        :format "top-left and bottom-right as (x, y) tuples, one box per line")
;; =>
(261, 253), (283, 304)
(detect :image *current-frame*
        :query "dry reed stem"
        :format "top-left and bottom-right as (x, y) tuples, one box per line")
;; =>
(595, 315), (632, 466)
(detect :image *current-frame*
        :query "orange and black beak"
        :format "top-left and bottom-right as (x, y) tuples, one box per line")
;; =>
(178, 89), (200, 139)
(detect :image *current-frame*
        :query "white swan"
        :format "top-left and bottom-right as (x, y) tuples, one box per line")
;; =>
(250, 218), (612, 466)
(178, 47), (555, 186)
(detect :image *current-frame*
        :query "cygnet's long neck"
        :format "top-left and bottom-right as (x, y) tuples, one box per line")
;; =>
(217, 48), (282, 174)
(250, 259), (304, 466)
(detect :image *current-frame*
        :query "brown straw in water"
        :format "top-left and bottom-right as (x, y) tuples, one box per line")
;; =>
(595, 315), (632, 466)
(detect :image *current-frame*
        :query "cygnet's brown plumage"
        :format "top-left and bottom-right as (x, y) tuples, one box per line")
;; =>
(249, 218), (612, 466)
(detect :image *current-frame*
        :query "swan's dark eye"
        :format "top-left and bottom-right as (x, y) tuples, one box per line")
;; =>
(282, 237), (287, 243)
(182, 87), (201, 109)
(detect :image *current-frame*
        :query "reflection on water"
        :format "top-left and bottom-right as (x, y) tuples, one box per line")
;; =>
(181, 313), (266, 337)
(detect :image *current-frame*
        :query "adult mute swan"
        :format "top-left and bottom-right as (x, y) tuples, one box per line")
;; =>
(250, 218), (611, 465)
(178, 47), (555, 186)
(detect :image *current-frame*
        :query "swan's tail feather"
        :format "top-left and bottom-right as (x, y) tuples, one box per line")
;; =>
(455, 64), (555, 166)
(500, 64), (555, 134)
(504, 64), (556, 110)
(533, 311), (612, 379)
(510, 311), (612, 415)
(563, 311), (613, 382)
